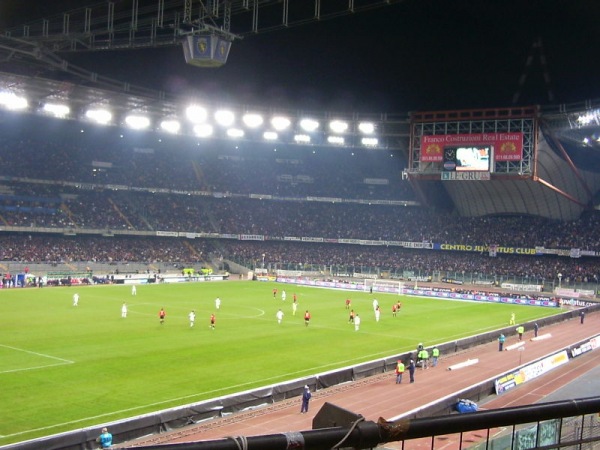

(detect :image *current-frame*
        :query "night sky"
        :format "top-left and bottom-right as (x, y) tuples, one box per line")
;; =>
(1, 0), (599, 114)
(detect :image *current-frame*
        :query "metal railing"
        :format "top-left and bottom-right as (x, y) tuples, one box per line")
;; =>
(131, 397), (600, 450)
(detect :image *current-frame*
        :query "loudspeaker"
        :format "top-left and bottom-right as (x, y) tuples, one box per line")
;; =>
(312, 402), (363, 430)
(183, 35), (232, 68)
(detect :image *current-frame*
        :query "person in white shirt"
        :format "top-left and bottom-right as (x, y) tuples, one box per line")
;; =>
(354, 314), (361, 331)
(276, 309), (284, 324)
(189, 310), (196, 327)
(121, 302), (128, 318)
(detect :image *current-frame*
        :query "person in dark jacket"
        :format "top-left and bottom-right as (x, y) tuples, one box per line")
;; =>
(408, 359), (416, 383)
(300, 385), (312, 413)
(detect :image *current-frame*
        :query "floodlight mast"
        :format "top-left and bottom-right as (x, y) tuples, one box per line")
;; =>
(179, 23), (240, 43)
(181, 0), (239, 40)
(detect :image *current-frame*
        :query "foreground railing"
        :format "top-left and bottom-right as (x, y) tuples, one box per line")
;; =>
(131, 397), (600, 450)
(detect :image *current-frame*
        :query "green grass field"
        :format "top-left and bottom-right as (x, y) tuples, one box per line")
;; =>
(0, 281), (561, 445)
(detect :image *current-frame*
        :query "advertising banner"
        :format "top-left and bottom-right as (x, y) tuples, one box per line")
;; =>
(422, 132), (523, 162)
(435, 243), (539, 255)
(441, 171), (491, 181)
(495, 350), (569, 395)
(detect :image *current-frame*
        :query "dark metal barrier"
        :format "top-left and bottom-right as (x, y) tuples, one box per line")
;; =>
(129, 397), (600, 449)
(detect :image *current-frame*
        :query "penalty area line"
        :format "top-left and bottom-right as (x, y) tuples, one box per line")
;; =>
(0, 344), (74, 374)
(0, 361), (74, 375)
(0, 344), (74, 363)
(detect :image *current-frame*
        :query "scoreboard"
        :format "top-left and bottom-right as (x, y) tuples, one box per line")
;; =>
(443, 145), (491, 172)
(408, 107), (537, 180)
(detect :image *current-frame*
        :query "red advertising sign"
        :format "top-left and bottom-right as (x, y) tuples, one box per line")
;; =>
(421, 139), (444, 162)
(421, 132), (523, 162)
(494, 133), (523, 161)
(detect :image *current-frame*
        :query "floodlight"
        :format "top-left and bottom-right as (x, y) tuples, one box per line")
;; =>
(299, 118), (319, 132)
(160, 119), (181, 134)
(85, 108), (112, 125)
(576, 111), (598, 125)
(329, 120), (348, 134)
(361, 137), (378, 146)
(215, 109), (235, 126)
(0, 92), (28, 110)
(327, 136), (345, 145)
(193, 123), (214, 137)
(185, 105), (208, 123)
(358, 122), (375, 134)
(125, 115), (150, 130)
(42, 103), (70, 118)
(226, 128), (244, 138)
(263, 131), (278, 140)
(294, 134), (311, 143)
(242, 113), (264, 128)
(271, 116), (291, 131)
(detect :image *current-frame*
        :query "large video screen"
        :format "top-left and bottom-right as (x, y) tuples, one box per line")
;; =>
(443, 145), (491, 171)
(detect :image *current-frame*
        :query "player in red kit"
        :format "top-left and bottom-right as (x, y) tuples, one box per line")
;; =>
(304, 310), (311, 327)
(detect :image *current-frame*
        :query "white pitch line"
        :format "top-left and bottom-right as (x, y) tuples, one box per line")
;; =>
(0, 344), (73, 364)
(224, 308), (265, 318)
(0, 362), (73, 375)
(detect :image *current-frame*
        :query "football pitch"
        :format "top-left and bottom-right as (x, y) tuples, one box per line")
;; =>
(0, 281), (560, 445)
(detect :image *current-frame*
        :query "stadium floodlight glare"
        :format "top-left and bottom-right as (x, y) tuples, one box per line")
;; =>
(299, 118), (319, 132)
(329, 120), (348, 134)
(125, 115), (151, 130)
(185, 105), (208, 124)
(327, 135), (345, 145)
(160, 119), (181, 134)
(361, 137), (379, 146)
(263, 131), (278, 140)
(42, 102), (70, 118)
(0, 91), (28, 110)
(193, 123), (214, 137)
(576, 110), (599, 126)
(85, 108), (112, 125)
(215, 109), (235, 126)
(242, 113), (264, 128)
(226, 128), (244, 138)
(271, 116), (291, 131)
(358, 122), (375, 134)
(294, 134), (311, 143)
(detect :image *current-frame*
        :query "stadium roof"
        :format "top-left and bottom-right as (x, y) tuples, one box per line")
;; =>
(1, 0), (600, 113)
(1, 1), (600, 220)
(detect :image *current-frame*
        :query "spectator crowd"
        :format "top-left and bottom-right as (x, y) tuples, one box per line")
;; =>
(1, 113), (600, 286)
